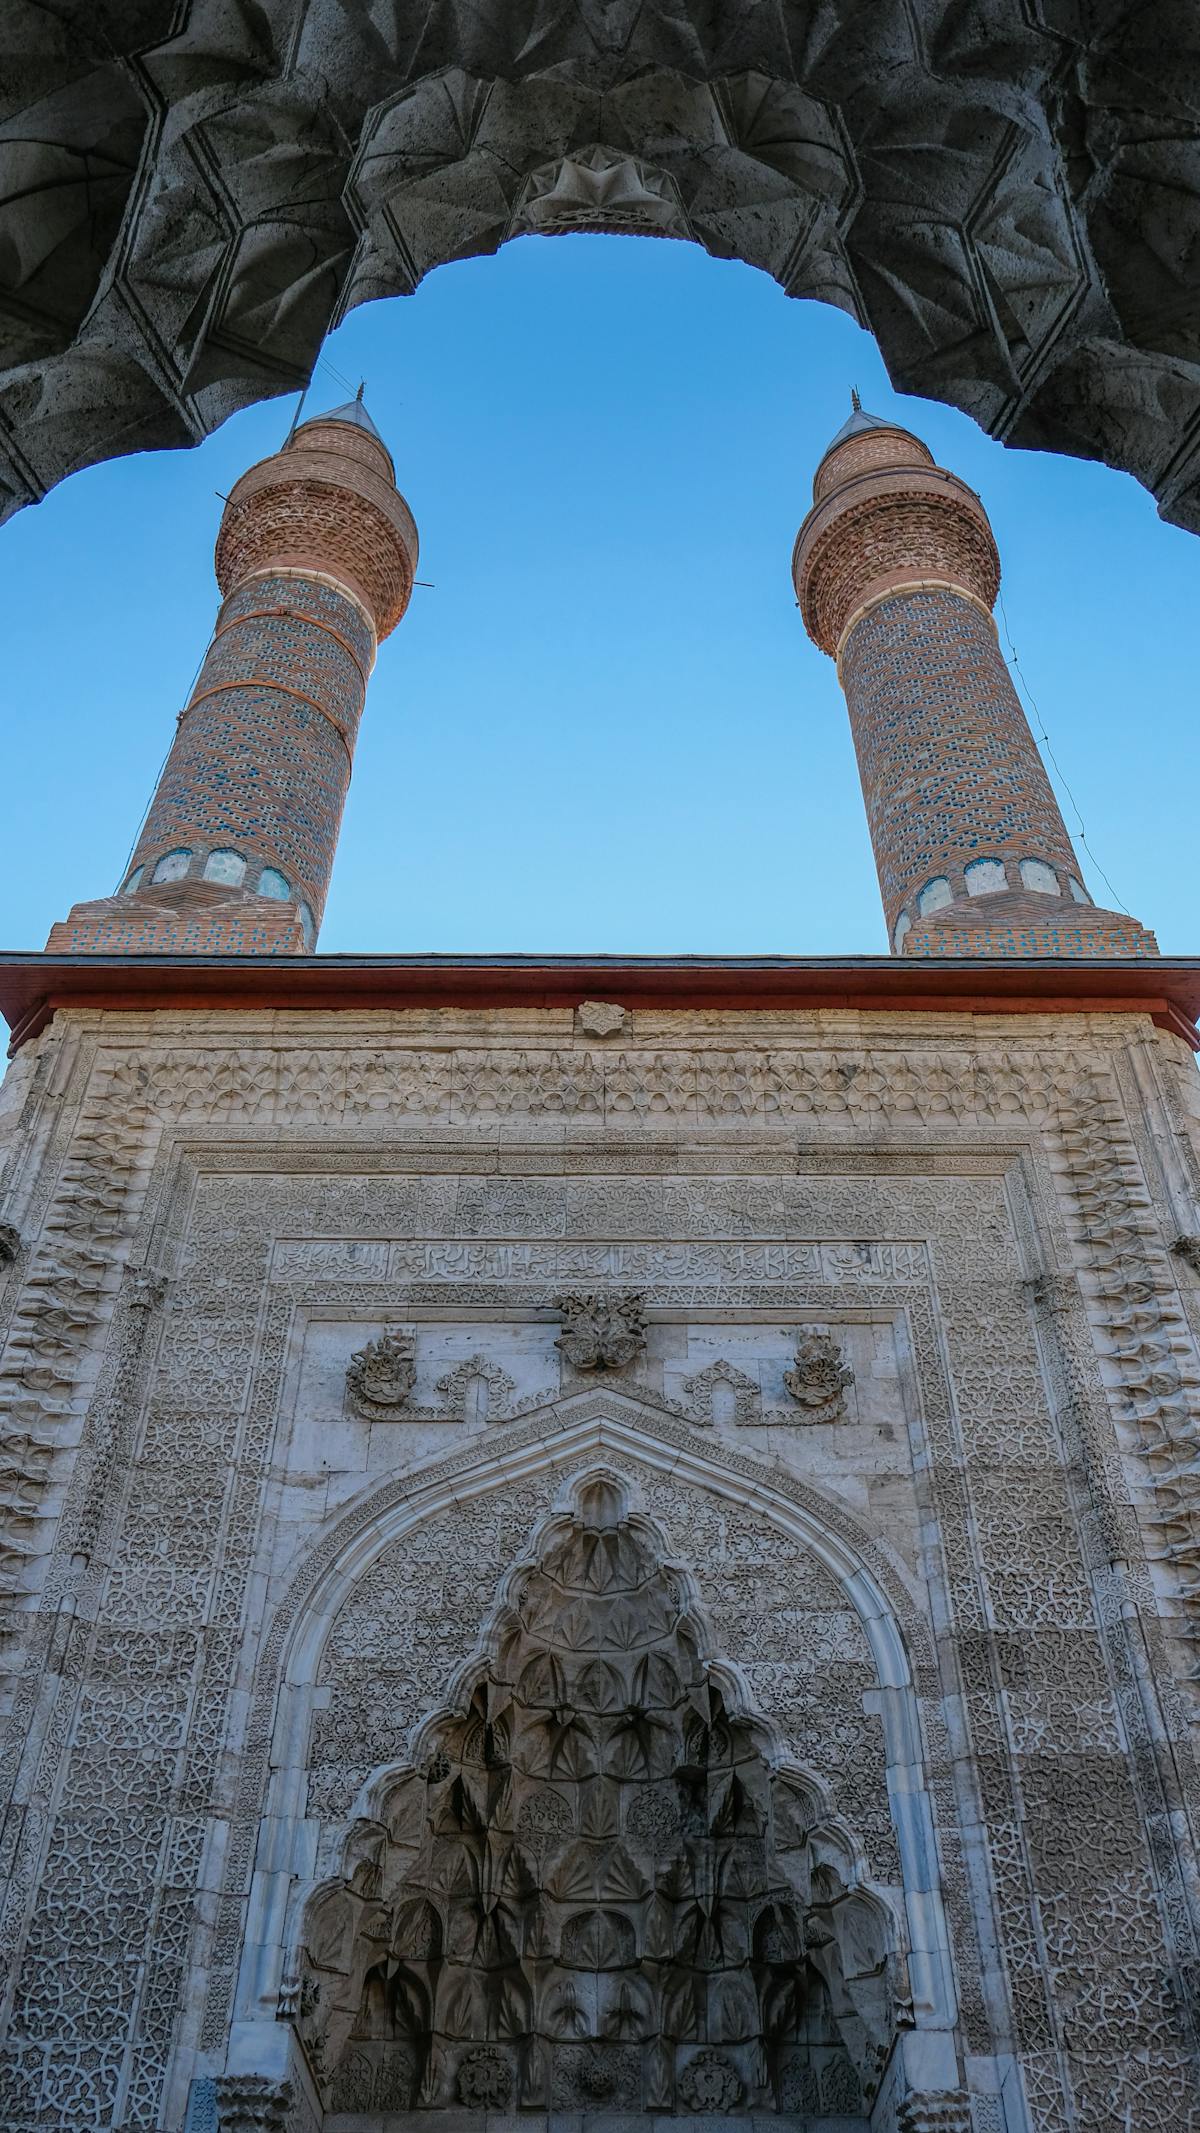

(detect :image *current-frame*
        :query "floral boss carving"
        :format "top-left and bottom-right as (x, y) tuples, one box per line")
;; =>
(554, 1290), (647, 1372)
(679, 2050), (744, 2111)
(783, 1331), (853, 1422)
(345, 1329), (417, 1420)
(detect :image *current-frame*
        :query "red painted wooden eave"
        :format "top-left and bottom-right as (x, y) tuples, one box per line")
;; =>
(2, 952), (1198, 1054)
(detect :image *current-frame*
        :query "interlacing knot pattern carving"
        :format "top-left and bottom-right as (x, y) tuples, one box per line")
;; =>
(346, 1329), (416, 1419)
(555, 1290), (647, 1371)
(783, 1332), (853, 1421)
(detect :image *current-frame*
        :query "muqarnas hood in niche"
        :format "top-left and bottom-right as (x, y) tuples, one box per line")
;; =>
(296, 1470), (902, 2119)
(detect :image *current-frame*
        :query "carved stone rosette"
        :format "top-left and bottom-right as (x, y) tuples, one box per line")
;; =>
(554, 1290), (647, 1372)
(345, 1329), (417, 1419)
(678, 2049), (744, 2111)
(783, 1331), (853, 1422)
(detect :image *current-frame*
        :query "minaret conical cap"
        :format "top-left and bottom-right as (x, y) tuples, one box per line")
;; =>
(294, 393), (387, 447)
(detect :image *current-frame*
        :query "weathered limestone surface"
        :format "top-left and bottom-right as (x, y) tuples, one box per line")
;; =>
(2, 1003), (1200, 2129)
(3, 2), (1200, 530)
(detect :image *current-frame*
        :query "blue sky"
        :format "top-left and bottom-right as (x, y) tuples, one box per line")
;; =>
(2, 234), (1194, 955)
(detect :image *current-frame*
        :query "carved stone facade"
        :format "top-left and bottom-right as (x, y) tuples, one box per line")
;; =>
(2, 1000), (1200, 2130)
(5, 6), (1200, 533)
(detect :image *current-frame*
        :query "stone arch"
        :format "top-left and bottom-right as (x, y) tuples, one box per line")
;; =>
(292, 1466), (908, 2120)
(217, 1391), (971, 2127)
(5, 23), (1200, 531)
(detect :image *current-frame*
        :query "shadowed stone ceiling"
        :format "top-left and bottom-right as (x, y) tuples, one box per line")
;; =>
(4, 0), (1199, 527)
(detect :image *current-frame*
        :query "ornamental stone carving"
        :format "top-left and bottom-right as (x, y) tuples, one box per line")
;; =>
(895, 2094), (973, 2132)
(0, 1221), (20, 1264)
(345, 1329), (416, 1419)
(212, 2074), (294, 2132)
(124, 1268), (167, 1311)
(555, 1291), (647, 1372)
(8, 10), (1200, 533)
(456, 2050), (511, 2108)
(295, 1471), (897, 2117)
(783, 1332), (853, 1421)
(434, 1354), (517, 1424)
(681, 1357), (760, 1427)
(575, 1000), (629, 1038)
(678, 2049), (743, 2111)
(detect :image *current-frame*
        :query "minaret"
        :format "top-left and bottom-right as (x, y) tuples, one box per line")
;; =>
(48, 397), (417, 956)
(792, 402), (1156, 958)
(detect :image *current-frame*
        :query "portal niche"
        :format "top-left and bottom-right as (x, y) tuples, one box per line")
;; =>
(295, 1472), (902, 2121)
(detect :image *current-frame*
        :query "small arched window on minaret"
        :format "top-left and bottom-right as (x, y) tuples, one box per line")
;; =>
(1019, 859), (1061, 896)
(151, 849), (191, 884)
(917, 877), (952, 918)
(203, 849), (246, 886)
(965, 857), (1008, 897)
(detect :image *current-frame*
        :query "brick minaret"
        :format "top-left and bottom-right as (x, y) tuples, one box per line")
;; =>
(792, 403), (1156, 957)
(49, 398), (417, 956)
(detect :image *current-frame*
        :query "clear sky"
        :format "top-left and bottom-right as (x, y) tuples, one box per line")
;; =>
(2, 234), (1195, 956)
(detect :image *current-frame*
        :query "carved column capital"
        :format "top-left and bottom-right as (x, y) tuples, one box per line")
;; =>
(213, 2074), (294, 2133)
(896, 2092), (972, 2132)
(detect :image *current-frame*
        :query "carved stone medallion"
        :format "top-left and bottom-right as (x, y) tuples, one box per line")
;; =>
(555, 1290), (647, 1371)
(345, 1329), (417, 1419)
(783, 1331), (853, 1422)
(678, 2049), (743, 2112)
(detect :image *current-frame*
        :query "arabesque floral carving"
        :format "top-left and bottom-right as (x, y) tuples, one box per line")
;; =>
(783, 1331), (853, 1422)
(555, 1291), (647, 1371)
(346, 1329), (416, 1419)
